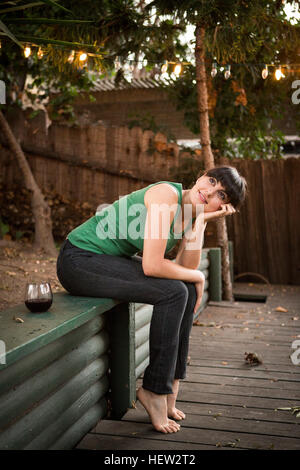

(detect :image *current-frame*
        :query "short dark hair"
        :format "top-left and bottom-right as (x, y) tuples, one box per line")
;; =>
(205, 166), (247, 209)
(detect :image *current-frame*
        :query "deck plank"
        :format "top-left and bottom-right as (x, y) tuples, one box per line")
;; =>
(89, 419), (300, 450)
(76, 283), (300, 451)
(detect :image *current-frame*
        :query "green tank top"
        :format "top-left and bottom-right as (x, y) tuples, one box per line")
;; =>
(67, 181), (192, 257)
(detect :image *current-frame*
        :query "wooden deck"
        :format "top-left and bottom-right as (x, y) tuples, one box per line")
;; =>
(77, 283), (300, 450)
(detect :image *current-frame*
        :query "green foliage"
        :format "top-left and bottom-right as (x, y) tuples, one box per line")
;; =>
(0, 0), (188, 123)
(0, 0), (299, 153)
(0, 217), (10, 239)
(223, 129), (285, 160)
(164, 59), (299, 159)
(151, 0), (300, 63)
(150, 0), (300, 160)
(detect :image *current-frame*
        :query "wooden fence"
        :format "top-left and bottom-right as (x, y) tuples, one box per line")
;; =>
(0, 109), (299, 285)
(228, 158), (300, 285)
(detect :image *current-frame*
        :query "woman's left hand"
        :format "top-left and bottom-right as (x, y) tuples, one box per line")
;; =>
(204, 203), (236, 223)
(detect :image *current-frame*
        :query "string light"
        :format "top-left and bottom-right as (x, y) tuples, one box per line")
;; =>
(18, 40), (300, 81)
(161, 60), (168, 73)
(79, 52), (87, 62)
(37, 47), (44, 59)
(24, 45), (31, 58)
(262, 64), (268, 79)
(114, 57), (121, 70)
(174, 63), (182, 76)
(224, 64), (231, 79)
(275, 65), (284, 80)
(211, 62), (218, 77)
(67, 50), (75, 64)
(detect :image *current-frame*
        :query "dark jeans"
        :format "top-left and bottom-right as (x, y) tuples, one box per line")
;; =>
(56, 239), (197, 394)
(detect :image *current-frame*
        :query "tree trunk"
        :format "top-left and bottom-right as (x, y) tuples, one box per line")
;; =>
(216, 217), (233, 301)
(0, 109), (57, 257)
(195, 25), (215, 170)
(195, 25), (233, 301)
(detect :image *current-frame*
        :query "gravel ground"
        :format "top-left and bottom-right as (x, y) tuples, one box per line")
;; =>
(0, 240), (64, 311)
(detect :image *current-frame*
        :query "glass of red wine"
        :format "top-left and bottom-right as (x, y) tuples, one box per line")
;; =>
(25, 282), (53, 313)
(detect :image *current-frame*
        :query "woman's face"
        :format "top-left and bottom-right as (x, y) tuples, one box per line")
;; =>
(191, 174), (230, 212)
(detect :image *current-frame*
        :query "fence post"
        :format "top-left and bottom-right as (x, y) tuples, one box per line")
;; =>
(208, 247), (222, 301)
(108, 302), (136, 419)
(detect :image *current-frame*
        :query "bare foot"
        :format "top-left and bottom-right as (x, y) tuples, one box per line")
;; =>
(167, 379), (186, 421)
(136, 387), (180, 433)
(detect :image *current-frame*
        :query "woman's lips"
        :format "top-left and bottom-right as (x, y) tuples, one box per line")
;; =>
(198, 191), (208, 204)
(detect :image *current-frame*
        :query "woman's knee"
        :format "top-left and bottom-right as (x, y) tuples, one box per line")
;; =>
(163, 279), (190, 304)
(184, 282), (197, 302)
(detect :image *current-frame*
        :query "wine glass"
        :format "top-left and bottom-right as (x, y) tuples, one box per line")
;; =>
(25, 282), (53, 313)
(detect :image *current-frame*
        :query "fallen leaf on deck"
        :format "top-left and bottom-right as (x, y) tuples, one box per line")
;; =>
(216, 440), (240, 448)
(5, 271), (16, 276)
(221, 361), (228, 365)
(276, 406), (300, 418)
(13, 316), (24, 323)
(244, 352), (262, 366)
(275, 306), (288, 312)
(193, 321), (205, 326)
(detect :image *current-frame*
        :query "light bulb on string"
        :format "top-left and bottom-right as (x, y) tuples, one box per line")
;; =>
(261, 64), (268, 79)
(224, 64), (231, 79)
(114, 57), (121, 70)
(37, 47), (44, 59)
(67, 50), (75, 64)
(275, 66), (284, 80)
(24, 45), (31, 58)
(211, 62), (217, 77)
(174, 63), (182, 76)
(161, 61), (168, 73)
(79, 52), (87, 62)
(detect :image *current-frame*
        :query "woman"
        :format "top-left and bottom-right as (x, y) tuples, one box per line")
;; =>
(56, 165), (247, 434)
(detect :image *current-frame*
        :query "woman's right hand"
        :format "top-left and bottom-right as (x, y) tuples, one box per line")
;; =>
(193, 271), (205, 314)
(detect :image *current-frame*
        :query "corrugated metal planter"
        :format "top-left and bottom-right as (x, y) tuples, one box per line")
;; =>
(0, 246), (224, 448)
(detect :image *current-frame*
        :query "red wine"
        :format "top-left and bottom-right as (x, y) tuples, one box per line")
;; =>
(25, 299), (52, 313)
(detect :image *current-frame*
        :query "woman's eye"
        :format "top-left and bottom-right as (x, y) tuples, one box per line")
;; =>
(209, 177), (216, 185)
(218, 191), (226, 201)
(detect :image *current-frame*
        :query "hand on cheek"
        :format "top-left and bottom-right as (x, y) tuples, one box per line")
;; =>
(204, 203), (236, 222)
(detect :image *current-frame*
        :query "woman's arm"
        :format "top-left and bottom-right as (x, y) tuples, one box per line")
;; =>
(142, 184), (204, 284)
(175, 217), (207, 270)
(175, 203), (236, 270)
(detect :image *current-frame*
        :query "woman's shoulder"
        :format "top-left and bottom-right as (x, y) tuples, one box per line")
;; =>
(144, 182), (180, 208)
